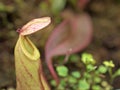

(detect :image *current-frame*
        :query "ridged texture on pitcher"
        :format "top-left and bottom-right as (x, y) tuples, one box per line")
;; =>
(15, 35), (50, 90)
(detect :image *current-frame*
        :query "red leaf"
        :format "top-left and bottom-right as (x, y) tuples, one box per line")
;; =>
(45, 13), (93, 84)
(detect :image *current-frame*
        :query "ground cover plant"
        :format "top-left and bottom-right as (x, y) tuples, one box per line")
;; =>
(50, 53), (120, 90)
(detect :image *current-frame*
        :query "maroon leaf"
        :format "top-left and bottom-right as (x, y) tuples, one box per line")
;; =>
(45, 13), (93, 84)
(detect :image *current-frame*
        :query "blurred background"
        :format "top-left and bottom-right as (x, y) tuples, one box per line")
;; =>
(0, 0), (120, 89)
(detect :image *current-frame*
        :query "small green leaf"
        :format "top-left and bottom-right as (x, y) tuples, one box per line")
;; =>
(81, 53), (95, 65)
(78, 79), (90, 90)
(84, 72), (91, 79)
(60, 80), (66, 86)
(57, 80), (66, 89)
(113, 68), (120, 78)
(56, 65), (68, 77)
(98, 65), (107, 73)
(70, 54), (80, 62)
(103, 60), (115, 68)
(68, 76), (77, 84)
(71, 71), (81, 78)
(92, 85), (101, 90)
(50, 80), (56, 87)
(94, 77), (101, 83)
(115, 68), (120, 75)
(86, 64), (96, 72)
(101, 81), (108, 87)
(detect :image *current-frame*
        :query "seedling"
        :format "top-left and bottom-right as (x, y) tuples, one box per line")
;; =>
(50, 53), (120, 90)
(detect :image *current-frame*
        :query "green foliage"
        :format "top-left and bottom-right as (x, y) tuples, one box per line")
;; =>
(0, 3), (6, 12)
(98, 65), (107, 73)
(0, 3), (14, 12)
(86, 64), (96, 72)
(92, 85), (102, 90)
(50, 80), (56, 87)
(68, 76), (77, 84)
(103, 60), (115, 68)
(68, 0), (77, 7)
(71, 71), (81, 78)
(78, 79), (90, 90)
(51, 0), (67, 15)
(94, 77), (101, 83)
(50, 53), (120, 90)
(112, 68), (120, 78)
(56, 65), (68, 77)
(0, 2), (15, 29)
(81, 53), (96, 65)
(69, 54), (80, 62)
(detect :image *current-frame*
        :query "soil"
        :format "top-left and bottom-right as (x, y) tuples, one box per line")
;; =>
(0, 0), (120, 89)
